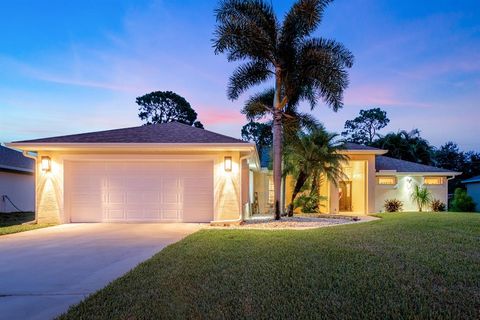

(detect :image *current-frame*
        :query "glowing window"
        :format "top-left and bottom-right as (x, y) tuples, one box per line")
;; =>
(377, 176), (396, 185)
(424, 177), (443, 185)
(268, 176), (274, 204)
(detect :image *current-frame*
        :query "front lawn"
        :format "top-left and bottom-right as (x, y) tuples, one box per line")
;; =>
(0, 212), (52, 236)
(60, 213), (479, 319)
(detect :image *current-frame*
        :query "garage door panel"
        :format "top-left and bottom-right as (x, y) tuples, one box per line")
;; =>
(67, 160), (213, 223)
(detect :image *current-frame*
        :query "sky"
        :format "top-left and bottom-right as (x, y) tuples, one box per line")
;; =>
(0, 0), (479, 150)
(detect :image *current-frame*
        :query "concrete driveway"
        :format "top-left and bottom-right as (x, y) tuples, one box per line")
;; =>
(0, 223), (203, 320)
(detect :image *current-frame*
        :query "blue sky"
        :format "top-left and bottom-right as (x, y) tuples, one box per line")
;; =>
(1, 0), (479, 150)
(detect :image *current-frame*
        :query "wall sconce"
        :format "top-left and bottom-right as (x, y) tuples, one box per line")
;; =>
(41, 156), (51, 172)
(224, 156), (232, 172)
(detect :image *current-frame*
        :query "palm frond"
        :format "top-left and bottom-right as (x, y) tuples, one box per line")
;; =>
(213, 0), (277, 62)
(297, 38), (354, 111)
(241, 88), (275, 120)
(280, 0), (330, 44)
(228, 60), (272, 100)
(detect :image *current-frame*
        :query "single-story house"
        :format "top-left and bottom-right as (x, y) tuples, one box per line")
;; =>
(462, 176), (480, 211)
(0, 145), (35, 212)
(7, 122), (460, 223)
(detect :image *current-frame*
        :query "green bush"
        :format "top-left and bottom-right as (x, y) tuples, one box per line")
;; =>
(293, 193), (321, 213)
(384, 199), (403, 212)
(450, 188), (476, 212)
(431, 199), (446, 212)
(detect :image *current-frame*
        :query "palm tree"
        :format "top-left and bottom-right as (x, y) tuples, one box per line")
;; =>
(284, 126), (348, 216)
(213, 0), (353, 219)
(411, 185), (432, 212)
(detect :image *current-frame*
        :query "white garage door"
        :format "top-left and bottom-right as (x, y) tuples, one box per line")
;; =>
(65, 160), (214, 222)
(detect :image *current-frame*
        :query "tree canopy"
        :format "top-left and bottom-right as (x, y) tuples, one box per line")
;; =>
(136, 91), (204, 128)
(342, 108), (389, 144)
(371, 129), (433, 165)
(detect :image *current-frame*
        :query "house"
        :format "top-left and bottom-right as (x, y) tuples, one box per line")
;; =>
(0, 145), (35, 212)
(462, 176), (480, 210)
(7, 122), (259, 224)
(7, 123), (460, 223)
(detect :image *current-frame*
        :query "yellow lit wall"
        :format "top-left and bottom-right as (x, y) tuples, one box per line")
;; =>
(34, 150), (247, 223)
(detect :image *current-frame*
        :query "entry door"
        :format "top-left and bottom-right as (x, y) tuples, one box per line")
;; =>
(339, 181), (352, 212)
(66, 160), (214, 222)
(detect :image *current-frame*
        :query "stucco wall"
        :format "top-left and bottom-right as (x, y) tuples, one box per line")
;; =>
(330, 155), (375, 214)
(375, 175), (448, 212)
(465, 183), (480, 211)
(35, 150), (244, 223)
(0, 171), (35, 212)
(253, 170), (270, 214)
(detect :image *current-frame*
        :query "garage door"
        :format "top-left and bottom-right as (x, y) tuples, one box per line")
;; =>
(65, 160), (214, 222)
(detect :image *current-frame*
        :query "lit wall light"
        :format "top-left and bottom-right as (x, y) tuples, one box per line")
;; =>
(224, 156), (232, 172)
(41, 156), (51, 172)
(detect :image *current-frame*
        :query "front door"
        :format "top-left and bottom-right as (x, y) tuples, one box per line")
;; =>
(339, 181), (352, 212)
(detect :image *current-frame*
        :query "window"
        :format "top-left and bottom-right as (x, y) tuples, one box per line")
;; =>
(424, 177), (443, 185)
(268, 176), (274, 204)
(377, 176), (396, 185)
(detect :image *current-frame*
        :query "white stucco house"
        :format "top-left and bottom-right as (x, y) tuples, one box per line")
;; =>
(7, 122), (460, 224)
(0, 145), (35, 213)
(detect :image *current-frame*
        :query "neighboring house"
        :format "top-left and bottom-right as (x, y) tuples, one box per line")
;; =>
(7, 123), (460, 224)
(462, 176), (480, 210)
(0, 145), (35, 212)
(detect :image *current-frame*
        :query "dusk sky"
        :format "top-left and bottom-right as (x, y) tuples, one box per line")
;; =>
(1, 0), (479, 150)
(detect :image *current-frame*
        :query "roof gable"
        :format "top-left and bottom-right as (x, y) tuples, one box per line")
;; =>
(376, 156), (457, 174)
(11, 122), (245, 144)
(0, 145), (34, 173)
(344, 142), (383, 151)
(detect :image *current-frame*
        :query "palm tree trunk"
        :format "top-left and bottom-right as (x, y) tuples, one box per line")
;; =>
(273, 68), (283, 220)
(288, 171), (307, 216)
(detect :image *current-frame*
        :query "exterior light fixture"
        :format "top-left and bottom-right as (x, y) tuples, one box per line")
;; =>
(224, 156), (232, 172)
(41, 156), (51, 172)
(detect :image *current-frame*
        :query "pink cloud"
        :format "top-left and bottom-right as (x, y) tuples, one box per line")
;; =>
(345, 84), (432, 108)
(198, 107), (246, 125)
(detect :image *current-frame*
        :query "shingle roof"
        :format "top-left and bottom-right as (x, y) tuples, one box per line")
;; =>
(376, 156), (455, 173)
(462, 175), (480, 184)
(0, 145), (34, 173)
(344, 142), (383, 151)
(12, 122), (245, 144)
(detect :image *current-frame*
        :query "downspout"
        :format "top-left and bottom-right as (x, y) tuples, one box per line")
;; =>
(23, 151), (38, 223)
(446, 176), (455, 209)
(238, 152), (253, 221)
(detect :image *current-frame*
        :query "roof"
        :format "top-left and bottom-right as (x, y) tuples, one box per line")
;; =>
(344, 142), (383, 151)
(0, 145), (34, 173)
(376, 156), (459, 175)
(11, 122), (245, 144)
(462, 175), (480, 184)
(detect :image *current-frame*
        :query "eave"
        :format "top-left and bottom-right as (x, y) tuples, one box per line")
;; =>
(376, 171), (462, 177)
(5, 142), (256, 153)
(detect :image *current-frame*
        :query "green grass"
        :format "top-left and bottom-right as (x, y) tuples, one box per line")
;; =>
(60, 213), (480, 319)
(0, 212), (53, 236)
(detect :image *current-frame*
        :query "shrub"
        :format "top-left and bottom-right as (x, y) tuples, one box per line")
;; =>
(450, 188), (476, 212)
(384, 199), (403, 212)
(430, 199), (446, 212)
(293, 193), (323, 213)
